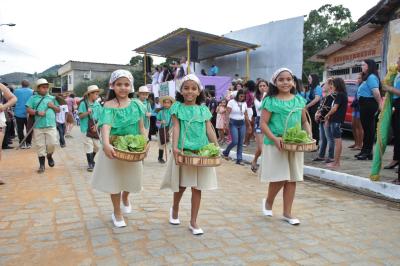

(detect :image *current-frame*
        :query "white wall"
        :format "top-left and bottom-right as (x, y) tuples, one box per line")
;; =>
(199, 16), (304, 81)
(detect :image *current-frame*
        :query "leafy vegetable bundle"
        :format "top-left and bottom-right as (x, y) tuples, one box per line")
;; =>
(383, 65), (398, 86)
(113, 135), (146, 152)
(283, 123), (312, 144)
(182, 143), (220, 157)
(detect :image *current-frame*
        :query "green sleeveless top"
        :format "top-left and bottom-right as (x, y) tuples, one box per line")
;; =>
(98, 99), (146, 136)
(170, 102), (212, 151)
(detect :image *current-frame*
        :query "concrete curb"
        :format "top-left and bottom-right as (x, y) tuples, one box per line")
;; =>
(221, 148), (400, 201)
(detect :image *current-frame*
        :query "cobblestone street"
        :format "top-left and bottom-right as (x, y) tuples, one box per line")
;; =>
(0, 129), (399, 265)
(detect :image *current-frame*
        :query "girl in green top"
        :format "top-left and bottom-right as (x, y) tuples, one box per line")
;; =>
(91, 70), (146, 228)
(161, 74), (218, 235)
(259, 68), (311, 226)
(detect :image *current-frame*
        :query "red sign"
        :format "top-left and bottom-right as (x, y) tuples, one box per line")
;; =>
(333, 49), (377, 64)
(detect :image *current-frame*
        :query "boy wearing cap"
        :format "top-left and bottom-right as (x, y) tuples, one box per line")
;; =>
(78, 85), (103, 172)
(26, 79), (60, 173)
(137, 86), (152, 138)
(156, 96), (174, 163)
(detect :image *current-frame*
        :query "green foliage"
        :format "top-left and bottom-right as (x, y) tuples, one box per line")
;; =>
(113, 135), (146, 152)
(129, 55), (155, 87)
(129, 55), (143, 67)
(74, 78), (109, 97)
(198, 143), (220, 157)
(132, 70), (145, 89)
(283, 123), (312, 144)
(303, 4), (356, 79)
(183, 143), (220, 157)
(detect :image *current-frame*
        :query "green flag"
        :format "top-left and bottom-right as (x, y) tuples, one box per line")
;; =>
(370, 93), (392, 181)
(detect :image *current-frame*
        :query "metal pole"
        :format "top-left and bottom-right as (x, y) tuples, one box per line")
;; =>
(246, 49), (250, 80)
(144, 51), (147, 85)
(187, 33), (191, 74)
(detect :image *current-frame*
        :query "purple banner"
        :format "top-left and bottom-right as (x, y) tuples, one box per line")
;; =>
(198, 75), (232, 100)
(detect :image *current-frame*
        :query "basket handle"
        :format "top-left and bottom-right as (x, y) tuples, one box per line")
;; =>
(179, 115), (219, 154)
(283, 107), (312, 138)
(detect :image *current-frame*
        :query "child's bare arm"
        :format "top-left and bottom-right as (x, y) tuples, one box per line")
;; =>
(139, 119), (146, 136)
(301, 109), (312, 137)
(206, 121), (218, 145)
(171, 115), (180, 155)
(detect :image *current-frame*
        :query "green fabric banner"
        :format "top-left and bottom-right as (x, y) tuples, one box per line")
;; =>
(370, 93), (392, 181)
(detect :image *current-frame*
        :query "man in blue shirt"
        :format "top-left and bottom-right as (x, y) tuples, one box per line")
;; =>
(208, 65), (219, 76)
(14, 80), (33, 148)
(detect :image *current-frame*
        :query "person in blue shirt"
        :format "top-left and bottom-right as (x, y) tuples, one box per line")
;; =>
(14, 80), (33, 148)
(356, 59), (382, 160)
(208, 65), (219, 76)
(303, 74), (323, 145)
(382, 55), (400, 183)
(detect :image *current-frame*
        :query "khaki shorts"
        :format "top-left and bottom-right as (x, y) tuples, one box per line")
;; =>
(259, 144), (303, 183)
(82, 133), (101, 154)
(33, 127), (58, 157)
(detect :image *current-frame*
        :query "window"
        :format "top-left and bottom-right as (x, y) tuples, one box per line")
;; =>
(352, 66), (362, 73)
(329, 68), (350, 76)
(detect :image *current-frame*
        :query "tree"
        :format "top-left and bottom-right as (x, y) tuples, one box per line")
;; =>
(129, 55), (154, 87)
(303, 4), (357, 80)
(129, 55), (143, 68)
(74, 78), (109, 97)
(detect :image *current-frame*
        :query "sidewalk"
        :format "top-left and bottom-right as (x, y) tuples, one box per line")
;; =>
(221, 136), (400, 201)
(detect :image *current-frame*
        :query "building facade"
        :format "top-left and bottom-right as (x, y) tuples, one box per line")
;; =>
(58, 61), (133, 91)
(309, 0), (400, 81)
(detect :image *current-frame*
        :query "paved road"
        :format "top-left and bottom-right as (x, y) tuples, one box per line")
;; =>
(0, 128), (399, 265)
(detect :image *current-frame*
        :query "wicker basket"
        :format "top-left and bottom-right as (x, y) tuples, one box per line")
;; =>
(282, 139), (317, 152)
(174, 117), (221, 167)
(110, 136), (150, 162)
(176, 152), (221, 167)
(282, 108), (317, 152)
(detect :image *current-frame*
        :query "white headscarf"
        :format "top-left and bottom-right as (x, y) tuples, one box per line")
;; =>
(109, 69), (134, 92)
(177, 74), (203, 92)
(270, 68), (294, 86)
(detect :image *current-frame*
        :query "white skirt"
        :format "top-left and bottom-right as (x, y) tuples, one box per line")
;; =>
(259, 144), (303, 183)
(160, 155), (218, 192)
(91, 150), (143, 194)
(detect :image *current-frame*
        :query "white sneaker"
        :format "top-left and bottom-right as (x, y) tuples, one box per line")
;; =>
(111, 213), (126, 227)
(20, 143), (27, 149)
(189, 224), (204, 235)
(169, 207), (180, 225)
(121, 201), (132, 214)
(283, 216), (300, 225)
(262, 198), (273, 216)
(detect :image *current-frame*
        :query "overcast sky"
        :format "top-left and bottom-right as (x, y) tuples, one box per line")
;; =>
(0, 0), (379, 75)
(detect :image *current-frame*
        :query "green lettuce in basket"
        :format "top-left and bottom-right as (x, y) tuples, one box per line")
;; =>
(198, 143), (220, 157)
(283, 123), (312, 144)
(113, 135), (146, 152)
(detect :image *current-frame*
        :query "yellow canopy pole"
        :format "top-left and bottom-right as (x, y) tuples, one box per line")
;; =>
(246, 49), (250, 80)
(187, 33), (191, 74)
(143, 51), (147, 85)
